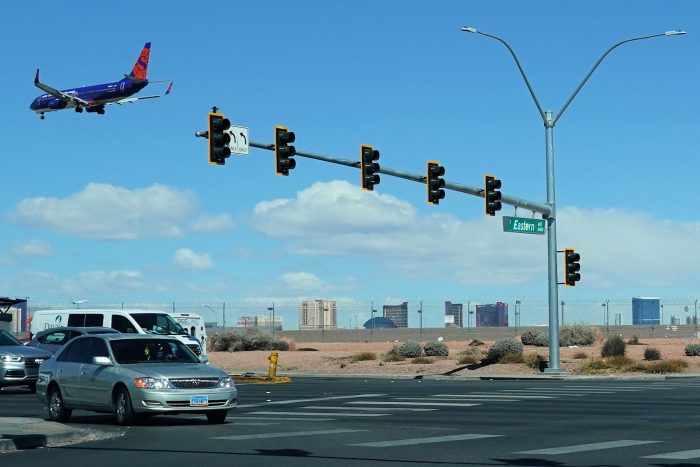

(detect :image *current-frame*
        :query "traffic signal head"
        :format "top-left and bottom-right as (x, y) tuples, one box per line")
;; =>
(208, 113), (231, 165)
(275, 126), (296, 176)
(427, 161), (446, 205)
(564, 248), (581, 286)
(484, 174), (502, 216)
(360, 145), (381, 191)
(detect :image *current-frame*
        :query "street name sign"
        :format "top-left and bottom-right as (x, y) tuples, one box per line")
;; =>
(502, 216), (545, 235)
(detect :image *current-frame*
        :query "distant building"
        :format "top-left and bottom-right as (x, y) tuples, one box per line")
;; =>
(686, 315), (697, 325)
(632, 297), (660, 325)
(671, 315), (681, 326)
(475, 302), (508, 327)
(236, 315), (282, 331)
(614, 313), (623, 325)
(363, 317), (397, 329)
(444, 301), (463, 328)
(299, 300), (337, 330)
(383, 302), (408, 328)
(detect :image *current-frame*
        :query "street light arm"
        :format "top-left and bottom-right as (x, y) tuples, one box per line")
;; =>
(463, 28), (547, 122)
(553, 32), (684, 125)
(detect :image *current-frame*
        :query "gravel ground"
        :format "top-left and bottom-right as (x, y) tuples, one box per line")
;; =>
(207, 338), (700, 377)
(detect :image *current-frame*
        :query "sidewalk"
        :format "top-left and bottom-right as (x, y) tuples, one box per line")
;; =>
(0, 417), (119, 453)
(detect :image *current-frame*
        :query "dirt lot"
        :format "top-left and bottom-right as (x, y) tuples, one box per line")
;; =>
(207, 338), (700, 377)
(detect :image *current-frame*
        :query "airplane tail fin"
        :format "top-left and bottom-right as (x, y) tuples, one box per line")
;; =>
(129, 42), (151, 80)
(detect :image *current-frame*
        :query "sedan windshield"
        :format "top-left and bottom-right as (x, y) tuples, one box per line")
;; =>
(110, 339), (199, 364)
(0, 330), (22, 346)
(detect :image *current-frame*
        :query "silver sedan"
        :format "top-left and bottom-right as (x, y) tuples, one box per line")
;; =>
(36, 334), (237, 425)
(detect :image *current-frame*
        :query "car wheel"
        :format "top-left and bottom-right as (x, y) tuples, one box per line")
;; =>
(28, 382), (37, 393)
(114, 387), (136, 426)
(48, 386), (72, 422)
(206, 410), (228, 424)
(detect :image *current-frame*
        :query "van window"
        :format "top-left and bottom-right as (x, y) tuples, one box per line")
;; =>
(130, 313), (185, 335)
(111, 315), (137, 333)
(67, 314), (85, 326)
(67, 314), (104, 327)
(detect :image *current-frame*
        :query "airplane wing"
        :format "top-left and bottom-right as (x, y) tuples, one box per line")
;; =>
(108, 82), (172, 106)
(34, 69), (89, 107)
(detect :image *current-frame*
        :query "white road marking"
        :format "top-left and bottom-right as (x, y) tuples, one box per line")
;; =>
(346, 401), (480, 407)
(237, 393), (386, 408)
(351, 433), (502, 447)
(251, 411), (389, 417)
(214, 428), (366, 441)
(229, 416), (333, 421)
(433, 393), (554, 399)
(516, 439), (659, 455)
(643, 448), (700, 459)
(395, 397), (519, 402)
(303, 406), (437, 411)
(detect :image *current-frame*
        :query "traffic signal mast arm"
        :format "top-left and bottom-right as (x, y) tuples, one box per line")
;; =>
(247, 139), (552, 217)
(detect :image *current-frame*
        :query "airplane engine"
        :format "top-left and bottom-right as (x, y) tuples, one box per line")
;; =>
(48, 100), (67, 110)
(85, 105), (105, 115)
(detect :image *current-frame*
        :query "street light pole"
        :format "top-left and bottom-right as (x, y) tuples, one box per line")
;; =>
(419, 300), (423, 337)
(515, 300), (521, 335)
(267, 304), (275, 337)
(560, 301), (565, 327)
(695, 299), (698, 337)
(461, 27), (685, 372)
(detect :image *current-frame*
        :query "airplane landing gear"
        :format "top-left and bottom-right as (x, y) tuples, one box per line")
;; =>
(97, 108), (105, 115)
(40, 113), (45, 120)
(75, 107), (83, 113)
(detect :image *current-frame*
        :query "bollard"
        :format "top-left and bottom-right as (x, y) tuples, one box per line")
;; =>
(267, 351), (278, 378)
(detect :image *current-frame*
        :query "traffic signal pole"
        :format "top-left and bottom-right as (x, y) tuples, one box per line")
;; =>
(249, 141), (552, 216)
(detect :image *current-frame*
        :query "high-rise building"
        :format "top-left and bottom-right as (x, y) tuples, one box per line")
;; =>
(475, 302), (508, 327)
(632, 297), (660, 325)
(383, 302), (408, 328)
(299, 300), (337, 330)
(444, 301), (463, 328)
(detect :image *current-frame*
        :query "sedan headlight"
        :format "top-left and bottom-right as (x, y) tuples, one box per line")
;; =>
(134, 377), (173, 389)
(218, 376), (234, 388)
(0, 355), (22, 363)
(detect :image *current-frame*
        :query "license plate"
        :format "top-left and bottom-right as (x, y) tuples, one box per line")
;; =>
(190, 395), (209, 407)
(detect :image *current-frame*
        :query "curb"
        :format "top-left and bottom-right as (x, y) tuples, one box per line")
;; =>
(0, 418), (120, 453)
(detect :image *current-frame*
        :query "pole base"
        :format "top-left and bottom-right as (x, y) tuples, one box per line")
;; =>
(543, 367), (569, 375)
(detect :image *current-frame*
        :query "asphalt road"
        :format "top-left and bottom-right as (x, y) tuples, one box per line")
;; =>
(2, 377), (700, 466)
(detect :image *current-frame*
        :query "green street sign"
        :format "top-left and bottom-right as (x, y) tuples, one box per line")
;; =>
(502, 216), (546, 235)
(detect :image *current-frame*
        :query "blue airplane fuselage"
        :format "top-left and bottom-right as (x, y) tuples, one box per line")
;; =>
(29, 78), (148, 112)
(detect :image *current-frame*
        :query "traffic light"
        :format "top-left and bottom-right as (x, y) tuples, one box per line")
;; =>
(274, 126), (296, 176)
(484, 174), (502, 216)
(564, 248), (581, 286)
(360, 145), (380, 191)
(208, 112), (231, 165)
(427, 161), (446, 205)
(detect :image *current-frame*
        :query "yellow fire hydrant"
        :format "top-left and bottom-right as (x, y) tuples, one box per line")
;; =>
(267, 351), (278, 378)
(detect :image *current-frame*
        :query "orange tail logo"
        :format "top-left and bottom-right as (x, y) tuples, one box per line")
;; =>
(130, 42), (151, 80)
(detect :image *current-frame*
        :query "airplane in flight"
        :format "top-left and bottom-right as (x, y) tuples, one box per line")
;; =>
(30, 42), (172, 119)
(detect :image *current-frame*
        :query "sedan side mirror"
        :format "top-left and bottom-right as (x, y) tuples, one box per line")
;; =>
(93, 356), (113, 366)
(198, 355), (209, 364)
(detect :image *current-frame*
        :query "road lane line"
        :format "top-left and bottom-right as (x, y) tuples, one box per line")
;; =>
(346, 401), (480, 407)
(237, 393), (386, 408)
(643, 448), (700, 459)
(303, 406), (437, 411)
(395, 397), (519, 402)
(251, 411), (389, 417)
(516, 439), (659, 455)
(351, 433), (502, 447)
(214, 428), (366, 441)
(433, 394), (554, 399)
(229, 416), (334, 421)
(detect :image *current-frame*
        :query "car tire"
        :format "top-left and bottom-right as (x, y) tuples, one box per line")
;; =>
(28, 382), (37, 393)
(114, 387), (136, 426)
(206, 410), (228, 424)
(48, 386), (72, 422)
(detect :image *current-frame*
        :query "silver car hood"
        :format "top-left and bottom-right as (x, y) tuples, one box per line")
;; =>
(121, 363), (226, 380)
(0, 345), (53, 359)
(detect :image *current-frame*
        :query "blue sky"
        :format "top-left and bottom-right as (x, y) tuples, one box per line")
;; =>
(1, 1), (698, 329)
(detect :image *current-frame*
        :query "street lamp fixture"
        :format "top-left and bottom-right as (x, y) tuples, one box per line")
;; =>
(460, 26), (685, 372)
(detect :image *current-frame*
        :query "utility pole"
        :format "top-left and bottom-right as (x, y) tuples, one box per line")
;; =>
(419, 300), (423, 337)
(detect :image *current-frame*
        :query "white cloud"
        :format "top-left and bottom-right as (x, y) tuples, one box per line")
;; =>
(10, 183), (232, 240)
(281, 272), (328, 291)
(63, 270), (153, 294)
(253, 180), (700, 288)
(12, 239), (53, 257)
(173, 248), (214, 270)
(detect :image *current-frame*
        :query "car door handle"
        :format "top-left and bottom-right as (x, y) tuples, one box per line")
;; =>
(80, 371), (86, 375)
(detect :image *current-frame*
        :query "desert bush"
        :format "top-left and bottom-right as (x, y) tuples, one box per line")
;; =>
(638, 359), (688, 374)
(397, 341), (423, 358)
(383, 346), (406, 362)
(578, 356), (634, 374)
(572, 351), (588, 359)
(684, 343), (700, 356)
(297, 347), (319, 351)
(350, 352), (377, 362)
(628, 335), (640, 345)
(207, 330), (289, 352)
(467, 339), (485, 347)
(523, 353), (547, 369)
(520, 329), (543, 346)
(499, 352), (524, 364)
(423, 341), (449, 357)
(643, 347), (661, 361)
(412, 356), (434, 364)
(601, 335), (626, 358)
(458, 354), (481, 365)
(559, 325), (597, 347)
(487, 337), (524, 362)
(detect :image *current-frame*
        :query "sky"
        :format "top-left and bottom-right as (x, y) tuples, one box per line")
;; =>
(1, 1), (699, 329)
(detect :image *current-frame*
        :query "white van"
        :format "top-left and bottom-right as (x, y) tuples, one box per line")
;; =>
(29, 309), (206, 356)
(168, 312), (208, 349)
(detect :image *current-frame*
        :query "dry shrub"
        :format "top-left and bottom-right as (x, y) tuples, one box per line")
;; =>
(412, 356), (434, 364)
(458, 354), (481, 365)
(572, 351), (588, 359)
(350, 352), (377, 363)
(383, 347), (406, 362)
(468, 339), (485, 347)
(639, 359), (688, 374)
(524, 353), (547, 369)
(499, 352), (524, 364)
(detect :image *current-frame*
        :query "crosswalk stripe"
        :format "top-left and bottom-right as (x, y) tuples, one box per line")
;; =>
(434, 393), (554, 399)
(237, 393), (386, 408)
(395, 397), (519, 402)
(214, 428), (366, 441)
(346, 401), (480, 407)
(229, 416), (334, 421)
(516, 439), (659, 455)
(251, 411), (389, 417)
(350, 433), (502, 447)
(642, 448), (700, 459)
(303, 406), (437, 411)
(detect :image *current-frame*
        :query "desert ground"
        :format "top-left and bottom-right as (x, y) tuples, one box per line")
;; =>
(207, 337), (700, 377)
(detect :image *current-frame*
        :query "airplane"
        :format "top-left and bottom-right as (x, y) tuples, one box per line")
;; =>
(29, 42), (172, 119)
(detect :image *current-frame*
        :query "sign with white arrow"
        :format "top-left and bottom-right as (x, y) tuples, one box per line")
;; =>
(226, 125), (249, 155)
